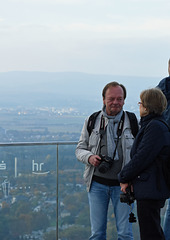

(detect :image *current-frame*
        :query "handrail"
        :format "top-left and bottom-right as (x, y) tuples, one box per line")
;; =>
(0, 141), (78, 147)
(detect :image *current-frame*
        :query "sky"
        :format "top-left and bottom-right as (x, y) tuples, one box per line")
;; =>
(0, 0), (170, 77)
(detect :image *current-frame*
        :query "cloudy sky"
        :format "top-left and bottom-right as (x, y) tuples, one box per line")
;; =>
(0, 0), (170, 77)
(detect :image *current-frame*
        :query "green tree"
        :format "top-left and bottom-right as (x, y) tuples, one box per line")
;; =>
(59, 226), (90, 240)
(44, 230), (56, 240)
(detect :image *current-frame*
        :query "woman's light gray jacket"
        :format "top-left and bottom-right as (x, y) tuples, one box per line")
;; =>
(75, 111), (135, 192)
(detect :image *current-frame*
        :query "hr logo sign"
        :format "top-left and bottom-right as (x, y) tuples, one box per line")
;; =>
(32, 160), (50, 175)
(0, 159), (50, 176)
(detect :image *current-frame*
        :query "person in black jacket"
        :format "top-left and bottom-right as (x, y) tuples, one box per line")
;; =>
(118, 88), (170, 240)
(157, 58), (170, 127)
(157, 58), (170, 240)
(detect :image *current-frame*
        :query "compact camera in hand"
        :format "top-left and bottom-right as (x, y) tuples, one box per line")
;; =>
(98, 155), (113, 174)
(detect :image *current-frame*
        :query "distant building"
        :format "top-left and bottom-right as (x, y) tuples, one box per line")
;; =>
(2, 179), (10, 198)
(61, 210), (71, 218)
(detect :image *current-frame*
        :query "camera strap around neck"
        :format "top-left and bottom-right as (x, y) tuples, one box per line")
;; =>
(112, 112), (125, 159)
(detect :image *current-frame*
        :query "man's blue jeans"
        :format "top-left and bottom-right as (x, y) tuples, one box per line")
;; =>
(88, 181), (133, 240)
(164, 198), (170, 240)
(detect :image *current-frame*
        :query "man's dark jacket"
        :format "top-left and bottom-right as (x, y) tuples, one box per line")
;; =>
(118, 114), (170, 200)
(157, 76), (170, 126)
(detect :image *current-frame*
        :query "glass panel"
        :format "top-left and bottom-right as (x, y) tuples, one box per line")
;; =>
(58, 144), (90, 240)
(0, 144), (57, 240)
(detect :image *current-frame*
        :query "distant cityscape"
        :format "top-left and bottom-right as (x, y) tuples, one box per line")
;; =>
(0, 106), (86, 143)
(0, 104), (140, 144)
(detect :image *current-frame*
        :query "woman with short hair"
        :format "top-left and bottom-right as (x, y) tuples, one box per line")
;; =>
(119, 88), (170, 240)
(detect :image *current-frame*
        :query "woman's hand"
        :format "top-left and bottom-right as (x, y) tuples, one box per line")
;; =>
(120, 183), (129, 193)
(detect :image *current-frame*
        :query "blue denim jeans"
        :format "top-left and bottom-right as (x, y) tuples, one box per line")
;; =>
(88, 181), (133, 240)
(163, 198), (170, 240)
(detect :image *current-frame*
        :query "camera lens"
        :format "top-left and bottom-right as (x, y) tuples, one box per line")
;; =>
(98, 155), (113, 174)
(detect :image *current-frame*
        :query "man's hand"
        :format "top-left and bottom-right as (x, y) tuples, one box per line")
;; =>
(88, 155), (101, 167)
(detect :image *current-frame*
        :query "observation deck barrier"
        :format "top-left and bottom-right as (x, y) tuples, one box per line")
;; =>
(0, 141), (167, 240)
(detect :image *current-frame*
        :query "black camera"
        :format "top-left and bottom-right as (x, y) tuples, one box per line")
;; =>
(120, 186), (135, 205)
(120, 186), (136, 223)
(98, 155), (113, 173)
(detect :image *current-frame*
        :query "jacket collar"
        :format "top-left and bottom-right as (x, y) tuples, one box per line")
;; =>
(140, 113), (162, 128)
